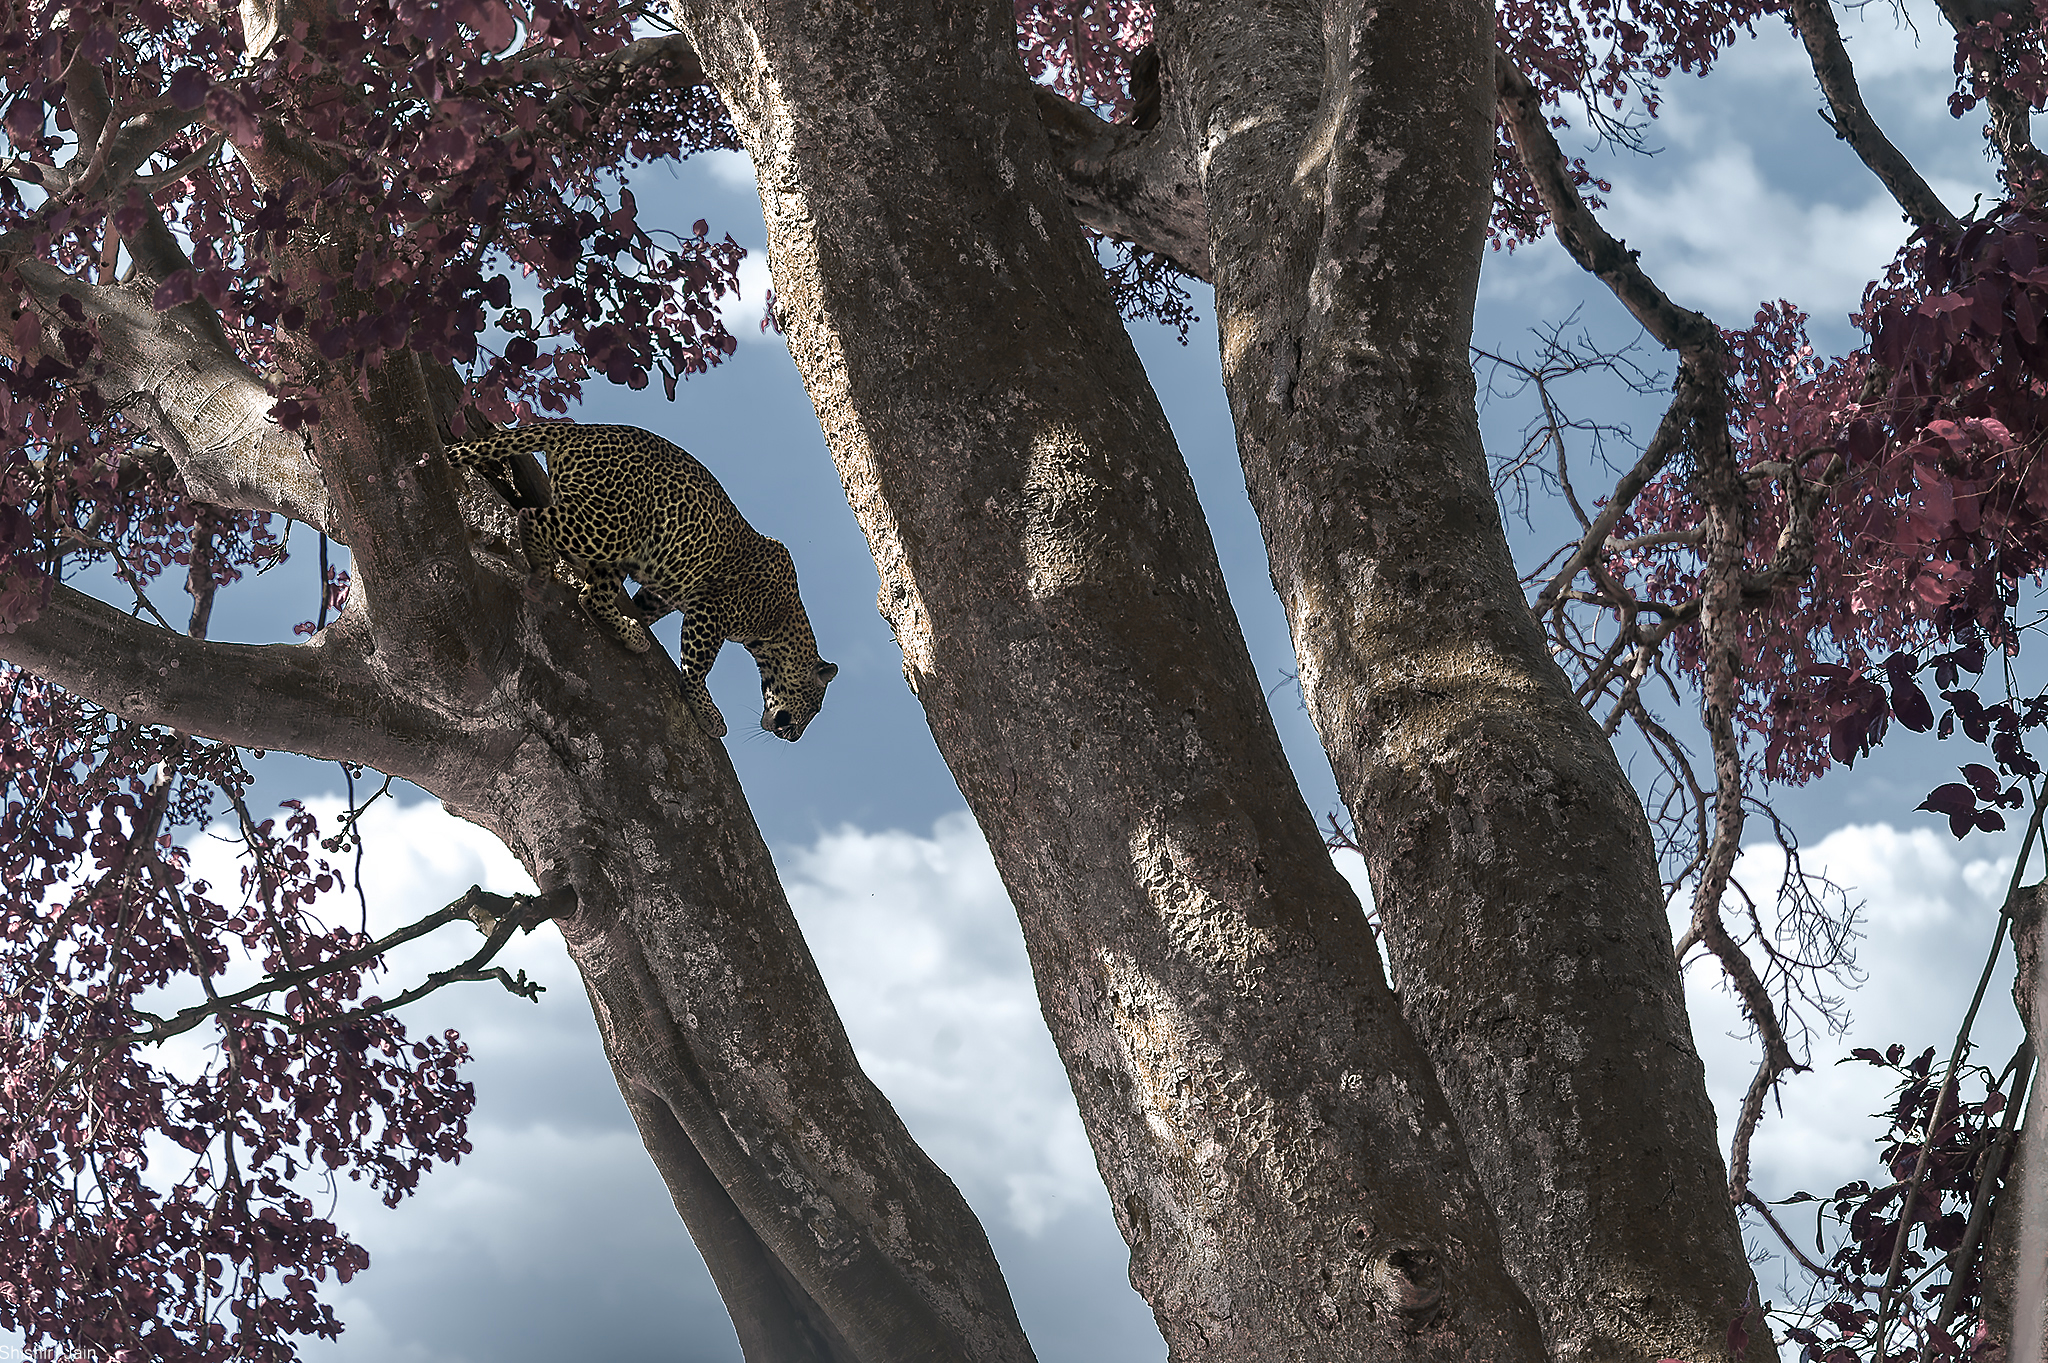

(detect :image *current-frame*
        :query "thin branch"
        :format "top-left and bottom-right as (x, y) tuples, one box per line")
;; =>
(186, 507), (220, 639)
(57, 526), (176, 631)
(1932, 0), (2048, 191)
(1495, 51), (1720, 355)
(126, 133), (226, 193)
(1786, 0), (1960, 237)
(125, 884), (572, 1044)
(1875, 783), (2048, 1344)
(1744, 1190), (1854, 1287)
(1934, 1039), (2034, 1331)
(1530, 386), (1695, 617)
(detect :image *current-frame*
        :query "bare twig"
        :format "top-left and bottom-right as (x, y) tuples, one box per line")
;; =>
(1744, 1190), (1855, 1287)
(125, 883), (573, 1045)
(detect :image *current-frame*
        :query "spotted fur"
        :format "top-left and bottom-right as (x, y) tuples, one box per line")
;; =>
(446, 423), (837, 741)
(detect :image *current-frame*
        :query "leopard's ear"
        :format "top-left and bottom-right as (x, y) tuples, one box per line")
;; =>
(817, 661), (839, 683)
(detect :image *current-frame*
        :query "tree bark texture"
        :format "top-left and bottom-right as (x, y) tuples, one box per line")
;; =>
(671, 0), (1552, 1357)
(1147, 3), (1763, 1361)
(460, 644), (1036, 1363)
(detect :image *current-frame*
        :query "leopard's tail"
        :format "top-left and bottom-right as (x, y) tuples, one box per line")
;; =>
(444, 426), (565, 510)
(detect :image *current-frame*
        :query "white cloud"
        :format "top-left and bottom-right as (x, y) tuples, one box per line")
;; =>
(157, 799), (726, 1363)
(106, 796), (2038, 1358)
(697, 148), (757, 191)
(1709, 6), (1948, 85)
(1478, 2), (1998, 341)
(1603, 147), (1920, 324)
(779, 813), (1104, 1236)
(245, 802), (1168, 1361)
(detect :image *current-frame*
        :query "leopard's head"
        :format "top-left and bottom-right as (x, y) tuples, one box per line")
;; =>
(761, 658), (838, 741)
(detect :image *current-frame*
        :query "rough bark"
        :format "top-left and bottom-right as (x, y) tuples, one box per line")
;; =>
(671, 0), (1549, 1356)
(1030, 86), (1212, 280)
(0, 0), (1793, 1356)
(441, 618), (1038, 1363)
(0, 582), (432, 769)
(8, 260), (342, 536)
(1151, 2), (1764, 1360)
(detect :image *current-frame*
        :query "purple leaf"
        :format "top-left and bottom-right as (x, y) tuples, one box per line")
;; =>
(168, 66), (209, 111)
(1962, 763), (2004, 800)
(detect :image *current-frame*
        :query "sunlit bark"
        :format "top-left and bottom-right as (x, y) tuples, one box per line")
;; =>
(1155, 2), (1764, 1358)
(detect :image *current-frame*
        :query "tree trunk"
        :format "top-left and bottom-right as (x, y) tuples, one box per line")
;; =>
(1152, 3), (1765, 1359)
(435, 630), (1039, 1363)
(672, 0), (1551, 1356)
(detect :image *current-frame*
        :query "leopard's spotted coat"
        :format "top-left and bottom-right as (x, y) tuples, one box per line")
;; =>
(447, 423), (836, 741)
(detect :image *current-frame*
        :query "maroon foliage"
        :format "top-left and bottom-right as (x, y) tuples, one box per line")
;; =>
(0, 686), (475, 1360)
(0, 0), (753, 1354)
(1776, 1045), (2023, 1363)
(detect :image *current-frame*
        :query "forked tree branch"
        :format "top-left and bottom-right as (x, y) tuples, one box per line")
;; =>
(9, 259), (341, 536)
(1030, 86), (1213, 281)
(126, 883), (573, 1044)
(1530, 392), (1694, 617)
(1786, 0), (1960, 237)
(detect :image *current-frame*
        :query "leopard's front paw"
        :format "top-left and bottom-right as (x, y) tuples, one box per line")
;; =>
(691, 698), (728, 738)
(610, 618), (655, 654)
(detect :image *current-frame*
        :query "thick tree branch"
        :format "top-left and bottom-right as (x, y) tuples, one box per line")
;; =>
(9, 260), (342, 536)
(1787, 0), (1960, 237)
(1030, 86), (1212, 280)
(0, 580), (442, 768)
(680, 0), (1550, 1351)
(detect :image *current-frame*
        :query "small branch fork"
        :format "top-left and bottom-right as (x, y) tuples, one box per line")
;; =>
(131, 882), (572, 1044)
(1497, 47), (1860, 1203)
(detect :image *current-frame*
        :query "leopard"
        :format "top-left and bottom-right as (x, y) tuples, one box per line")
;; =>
(444, 423), (837, 742)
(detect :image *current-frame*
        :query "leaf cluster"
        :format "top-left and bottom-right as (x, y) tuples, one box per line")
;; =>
(1776, 1044), (2025, 1363)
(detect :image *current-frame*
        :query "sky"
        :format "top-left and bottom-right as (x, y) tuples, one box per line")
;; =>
(16, 4), (2044, 1359)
